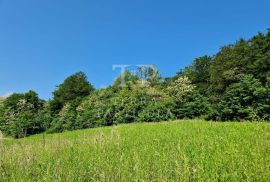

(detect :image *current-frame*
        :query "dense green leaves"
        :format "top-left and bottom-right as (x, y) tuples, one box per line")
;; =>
(50, 72), (94, 114)
(0, 91), (45, 138)
(174, 92), (211, 119)
(178, 56), (212, 95)
(209, 75), (270, 121)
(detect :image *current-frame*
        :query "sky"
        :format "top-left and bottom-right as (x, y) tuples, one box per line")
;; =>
(0, 0), (269, 100)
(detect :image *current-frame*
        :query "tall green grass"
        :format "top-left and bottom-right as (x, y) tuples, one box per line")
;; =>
(0, 120), (269, 181)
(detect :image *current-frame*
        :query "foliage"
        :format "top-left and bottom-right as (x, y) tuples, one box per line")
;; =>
(138, 101), (175, 122)
(137, 65), (162, 87)
(34, 103), (53, 131)
(0, 91), (45, 138)
(167, 76), (195, 102)
(178, 56), (212, 95)
(111, 87), (149, 124)
(113, 86), (175, 123)
(209, 75), (270, 121)
(113, 71), (140, 89)
(48, 103), (77, 133)
(76, 87), (116, 129)
(174, 92), (211, 119)
(50, 72), (94, 114)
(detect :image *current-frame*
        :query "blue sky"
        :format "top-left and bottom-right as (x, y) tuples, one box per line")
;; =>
(0, 0), (269, 99)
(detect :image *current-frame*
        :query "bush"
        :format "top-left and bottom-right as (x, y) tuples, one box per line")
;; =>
(209, 75), (270, 121)
(77, 84), (176, 126)
(167, 76), (195, 103)
(138, 101), (175, 122)
(48, 104), (76, 133)
(112, 86), (150, 124)
(11, 111), (41, 138)
(50, 72), (94, 114)
(174, 92), (211, 119)
(76, 88), (116, 128)
(0, 91), (45, 138)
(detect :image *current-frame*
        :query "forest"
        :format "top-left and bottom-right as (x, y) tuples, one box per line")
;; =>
(0, 30), (270, 138)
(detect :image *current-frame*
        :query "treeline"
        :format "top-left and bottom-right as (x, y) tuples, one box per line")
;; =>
(0, 30), (270, 138)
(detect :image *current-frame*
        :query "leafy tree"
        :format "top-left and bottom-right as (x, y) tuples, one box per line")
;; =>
(173, 92), (211, 119)
(112, 86), (150, 124)
(137, 65), (162, 87)
(167, 76), (195, 102)
(48, 103), (77, 133)
(113, 71), (139, 89)
(209, 42), (246, 94)
(0, 91), (45, 138)
(76, 87), (116, 129)
(11, 110), (40, 138)
(208, 30), (270, 96)
(138, 101), (175, 122)
(2, 93), (25, 111)
(50, 72), (94, 114)
(209, 75), (270, 121)
(178, 56), (212, 94)
(35, 102), (53, 131)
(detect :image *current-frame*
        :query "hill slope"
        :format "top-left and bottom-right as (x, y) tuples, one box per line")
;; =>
(1, 120), (269, 181)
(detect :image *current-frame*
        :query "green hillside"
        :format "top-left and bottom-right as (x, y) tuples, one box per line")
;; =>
(1, 120), (269, 181)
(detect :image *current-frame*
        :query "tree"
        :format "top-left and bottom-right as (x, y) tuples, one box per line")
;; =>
(248, 31), (270, 84)
(0, 91), (45, 138)
(174, 92), (211, 119)
(178, 56), (212, 95)
(2, 93), (24, 111)
(208, 30), (270, 97)
(137, 65), (162, 87)
(138, 99), (175, 122)
(167, 76), (195, 103)
(50, 72), (94, 114)
(76, 87), (116, 129)
(48, 103), (77, 133)
(113, 70), (139, 89)
(112, 85), (150, 124)
(209, 75), (270, 121)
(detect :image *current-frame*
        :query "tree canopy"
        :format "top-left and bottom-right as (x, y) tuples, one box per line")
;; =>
(49, 72), (94, 114)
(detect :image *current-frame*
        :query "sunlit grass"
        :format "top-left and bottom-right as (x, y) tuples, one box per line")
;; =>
(0, 120), (269, 181)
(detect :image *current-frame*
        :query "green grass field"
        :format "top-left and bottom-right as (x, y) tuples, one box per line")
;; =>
(0, 120), (269, 181)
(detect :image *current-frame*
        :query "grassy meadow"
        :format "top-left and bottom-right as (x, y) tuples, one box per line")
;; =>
(0, 120), (269, 181)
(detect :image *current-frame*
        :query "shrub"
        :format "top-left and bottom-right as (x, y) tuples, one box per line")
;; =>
(76, 88), (116, 128)
(112, 86), (150, 124)
(0, 91), (45, 138)
(138, 101), (175, 122)
(50, 72), (94, 114)
(174, 92), (211, 119)
(167, 76), (195, 102)
(209, 75), (270, 121)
